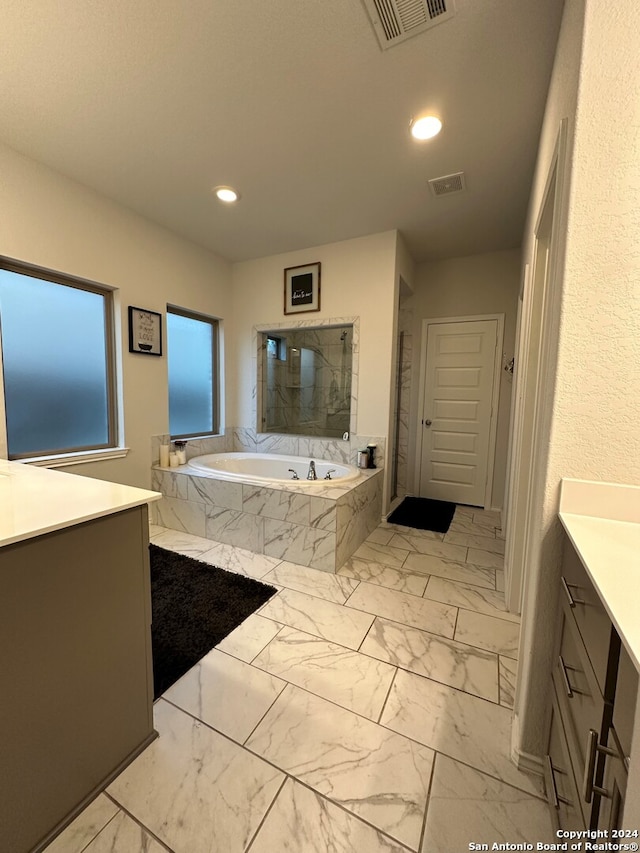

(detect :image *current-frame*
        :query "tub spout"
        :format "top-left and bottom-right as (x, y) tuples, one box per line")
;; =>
(307, 460), (317, 480)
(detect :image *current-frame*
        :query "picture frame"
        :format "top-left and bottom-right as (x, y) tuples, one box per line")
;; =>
(128, 306), (163, 355)
(284, 262), (321, 315)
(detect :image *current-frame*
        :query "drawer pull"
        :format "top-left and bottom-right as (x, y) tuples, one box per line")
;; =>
(545, 755), (572, 809)
(558, 655), (574, 698)
(582, 728), (616, 803)
(561, 575), (585, 608)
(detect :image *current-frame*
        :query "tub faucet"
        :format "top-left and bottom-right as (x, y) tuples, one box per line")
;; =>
(288, 468), (299, 480)
(307, 460), (317, 480)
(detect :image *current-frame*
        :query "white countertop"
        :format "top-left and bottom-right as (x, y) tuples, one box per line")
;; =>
(559, 478), (640, 671)
(0, 459), (161, 547)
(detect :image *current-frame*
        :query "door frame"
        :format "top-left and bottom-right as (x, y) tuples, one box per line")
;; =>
(503, 118), (568, 615)
(415, 313), (505, 510)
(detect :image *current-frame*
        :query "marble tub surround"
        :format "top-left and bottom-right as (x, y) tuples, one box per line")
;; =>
(152, 462), (383, 572)
(48, 506), (554, 853)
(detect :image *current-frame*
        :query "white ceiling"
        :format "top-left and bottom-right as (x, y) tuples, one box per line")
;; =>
(0, 1), (564, 264)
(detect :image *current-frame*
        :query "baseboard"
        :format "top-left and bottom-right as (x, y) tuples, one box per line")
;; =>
(510, 713), (545, 777)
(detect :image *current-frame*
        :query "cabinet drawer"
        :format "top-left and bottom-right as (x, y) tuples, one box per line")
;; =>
(596, 727), (627, 832)
(561, 542), (612, 693)
(553, 599), (606, 795)
(613, 643), (639, 763)
(545, 688), (586, 831)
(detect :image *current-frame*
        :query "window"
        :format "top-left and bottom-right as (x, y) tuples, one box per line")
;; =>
(0, 260), (116, 460)
(167, 307), (219, 438)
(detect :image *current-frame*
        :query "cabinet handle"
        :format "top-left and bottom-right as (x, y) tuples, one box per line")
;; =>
(558, 655), (574, 698)
(582, 728), (616, 803)
(561, 575), (585, 608)
(545, 755), (560, 809)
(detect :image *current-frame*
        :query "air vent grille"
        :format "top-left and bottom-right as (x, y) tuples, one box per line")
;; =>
(363, 0), (455, 49)
(428, 172), (466, 196)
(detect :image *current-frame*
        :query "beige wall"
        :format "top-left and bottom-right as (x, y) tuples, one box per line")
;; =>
(514, 0), (640, 765)
(0, 142), (232, 488)
(409, 248), (521, 510)
(230, 231), (399, 481)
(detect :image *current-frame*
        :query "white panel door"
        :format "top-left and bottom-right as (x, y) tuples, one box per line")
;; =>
(419, 319), (499, 506)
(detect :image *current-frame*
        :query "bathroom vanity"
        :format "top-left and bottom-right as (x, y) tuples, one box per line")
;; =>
(0, 460), (160, 853)
(545, 479), (640, 832)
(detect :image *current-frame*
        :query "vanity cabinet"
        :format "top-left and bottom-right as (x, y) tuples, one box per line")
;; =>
(545, 535), (638, 831)
(0, 461), (160, 853)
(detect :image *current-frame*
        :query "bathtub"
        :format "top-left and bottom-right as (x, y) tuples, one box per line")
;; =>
(187, 452), (360, 485)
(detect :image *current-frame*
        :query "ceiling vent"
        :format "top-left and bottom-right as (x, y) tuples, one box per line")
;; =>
(362, 0), (455, 50)
(428, 172), (466, 197)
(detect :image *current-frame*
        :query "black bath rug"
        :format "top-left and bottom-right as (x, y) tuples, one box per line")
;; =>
(149, 544), (277, 699)
(386, 497), (456, 534)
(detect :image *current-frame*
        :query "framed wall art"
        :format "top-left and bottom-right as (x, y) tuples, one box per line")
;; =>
(284, 262), (321, 315)
(128, 306), (163, 355)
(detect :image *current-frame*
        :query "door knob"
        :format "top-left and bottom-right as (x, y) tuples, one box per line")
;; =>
(424, 419), (432, 426)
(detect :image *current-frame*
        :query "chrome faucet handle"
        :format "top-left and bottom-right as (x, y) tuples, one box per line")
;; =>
(324, 469), (336, 480)
(288, 468), (299, 480)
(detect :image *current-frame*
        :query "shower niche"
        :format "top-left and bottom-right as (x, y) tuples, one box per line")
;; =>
(258, 324), (353, 438)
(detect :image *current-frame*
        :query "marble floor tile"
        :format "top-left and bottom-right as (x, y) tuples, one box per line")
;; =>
(452, 506), (475, 518)
(351, 541), (410, 569)
(346, 582), (456, 639)
(496, 569), (505, 592)
(467, 548), (505, 570)
(387, 533), (467, 562)
(454, 610), (520, 659)
(338, 557), (429, 597)
(380, 521), (445, 541)
(381, 669), (542, 797)
(499, 656), (518, 709)
(81, 811), (166, 853)
(150, 527), (218, 558)
(259, 587), (374, 649)
(404, 552), (496, 589)
(447, 516), (494, 537)
(423, 576), (519, 623)
(261, 560), (359, 604)
(472, 511), (502, 532)
(198, 540), (282, 579)
(361, 617), (499, 703)
(422, 754), (553, 851)
(253, 626), (396, 719)
(246, 684), (435, 851)
(250, 778), (411, 853)
(215, 613), (283, 663)
(163, 649), (286, 743)
(43, 794), (118, 853)
(444, 530), (505, 555)
(108, 699), (284, 853)
(366, 527), (397, 546)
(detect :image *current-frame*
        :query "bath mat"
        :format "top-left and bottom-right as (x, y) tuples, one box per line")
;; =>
(387, 497), (456, 534)
(149, 544), (277, 699)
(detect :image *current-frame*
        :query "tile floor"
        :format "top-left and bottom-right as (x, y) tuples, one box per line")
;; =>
(44, 506), (554, 853)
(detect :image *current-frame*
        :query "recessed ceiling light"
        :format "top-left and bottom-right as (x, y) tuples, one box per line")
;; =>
(410, 116), (442, 141)
(213, 186), (240, 203)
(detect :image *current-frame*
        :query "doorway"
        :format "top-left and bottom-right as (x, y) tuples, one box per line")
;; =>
(416, 315), (503, 507)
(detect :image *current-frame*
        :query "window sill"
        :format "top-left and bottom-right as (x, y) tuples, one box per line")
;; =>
(22, 447), (130, 469)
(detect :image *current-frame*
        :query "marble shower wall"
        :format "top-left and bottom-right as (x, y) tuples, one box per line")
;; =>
(261, 326), (353, 437)
(151, 466), (383, 573)
(393, 292), (413, 500)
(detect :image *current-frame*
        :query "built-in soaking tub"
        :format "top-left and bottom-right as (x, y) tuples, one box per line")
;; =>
(152, 450), (383, 573)
(187, 452), (360, 485)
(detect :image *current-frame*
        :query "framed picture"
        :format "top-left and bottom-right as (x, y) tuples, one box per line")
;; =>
(128, 306), (162, 355)
(284, 262), (321, 315)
